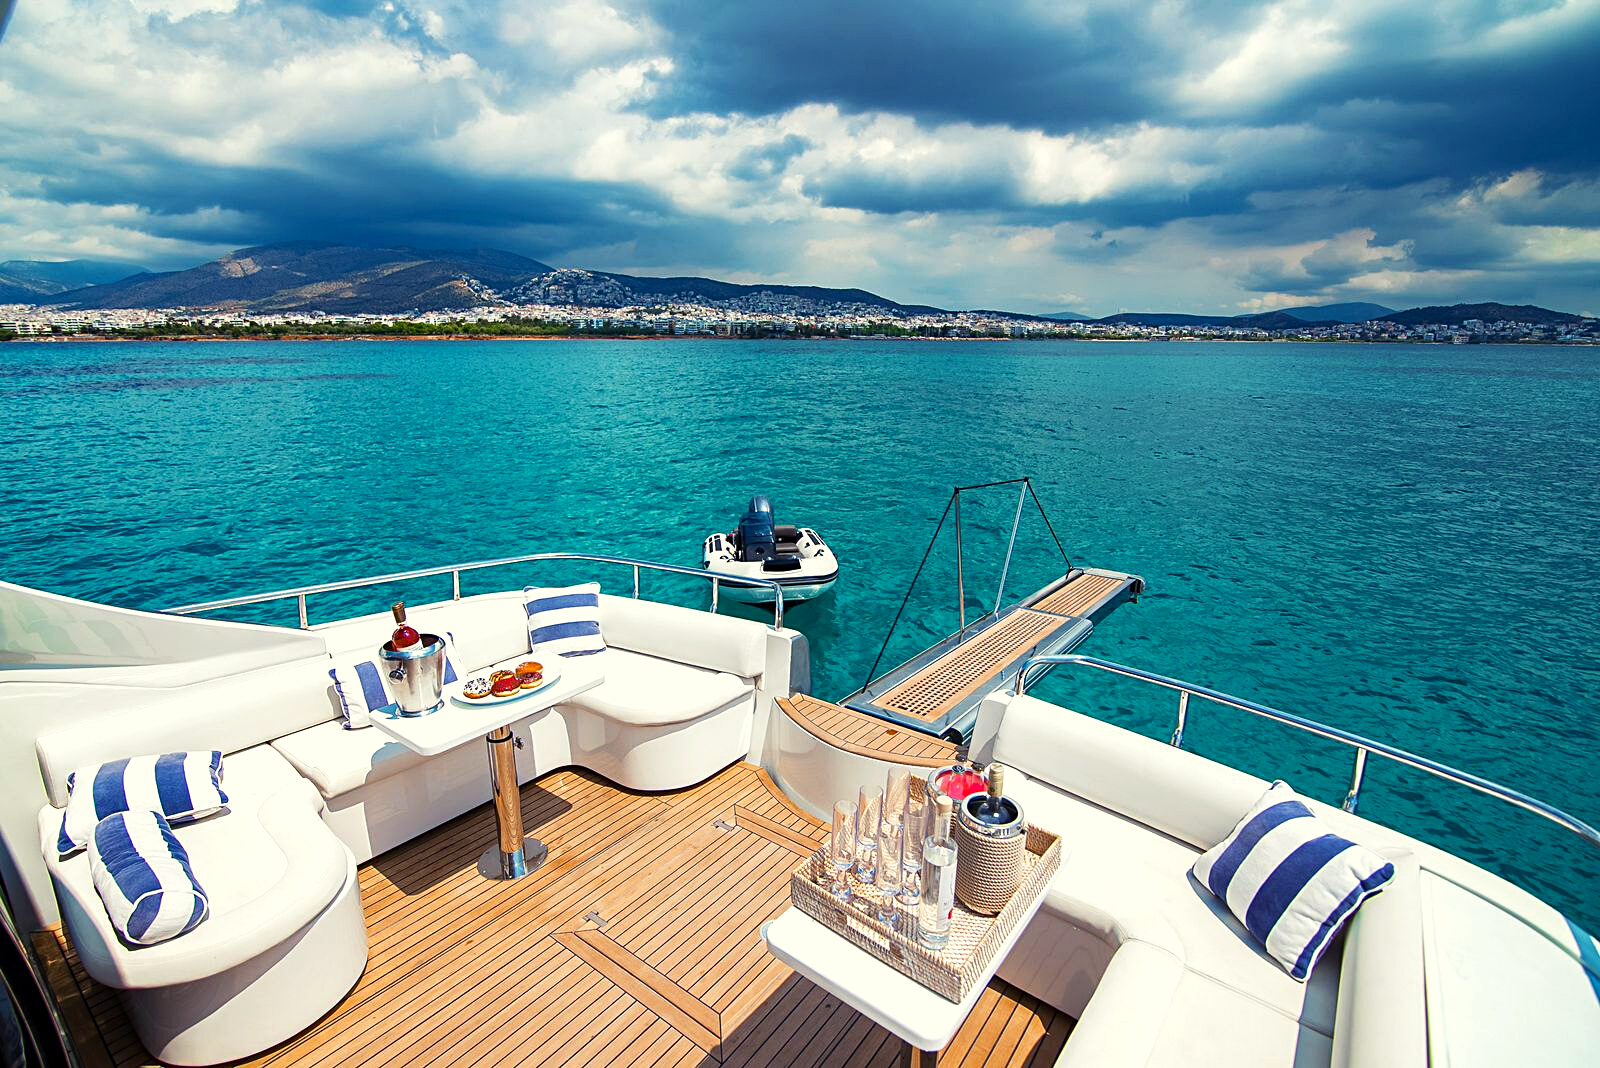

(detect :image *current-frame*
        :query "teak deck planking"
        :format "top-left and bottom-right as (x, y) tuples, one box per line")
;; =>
(778, 694), (961, 767)
(39, 762), (1073, 1067)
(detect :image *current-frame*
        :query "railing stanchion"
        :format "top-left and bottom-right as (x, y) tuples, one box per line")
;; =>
(775, 590), (785, 631)
(955, 492), (965, 634)
(1344, 748), (1368, 814)
(297, 595), (308, 630)
(452, 570), (461, 600)
(711, 578), (719, 614)
(632, 565), (640, 599)
(1171, 691), (1189, 748)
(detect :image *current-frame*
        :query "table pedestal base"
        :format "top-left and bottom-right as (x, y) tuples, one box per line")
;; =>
(478, 840), (548, 880)
(478, 724), (547, 881)
(901, 1044), (937, 1068)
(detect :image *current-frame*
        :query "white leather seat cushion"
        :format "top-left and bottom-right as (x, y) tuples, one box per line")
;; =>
(1011, 769), (1340, 1037)
(272, 719), (431, 798)
(1141, 969), (1334, 1068)
(41, 745), (350, 989)
(560, 648), (753, 726)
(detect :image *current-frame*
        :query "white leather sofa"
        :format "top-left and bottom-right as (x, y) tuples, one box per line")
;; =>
(269, 591), (781, 861)
(969, 693), (1427, 1068)
(35, 746), (365, 1066)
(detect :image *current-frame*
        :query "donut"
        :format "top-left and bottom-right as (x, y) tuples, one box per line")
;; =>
(516, 661), (544, 676)
(518, 671), (544, 689)
(491, 676), (521, 697)
(490, 670), (515, 683)
(462, 678), (491, 700)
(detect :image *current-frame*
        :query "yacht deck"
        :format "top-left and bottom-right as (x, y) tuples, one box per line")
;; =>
(36, 763), (1073, 1067)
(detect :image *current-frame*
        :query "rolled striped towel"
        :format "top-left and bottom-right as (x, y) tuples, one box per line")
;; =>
(58, 752), (227, 858)
(523, 583), (606, 657)
(89, 810), (209, 946)
(1192, 780), (1394, 980)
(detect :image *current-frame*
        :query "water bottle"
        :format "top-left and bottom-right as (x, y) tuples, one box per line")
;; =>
(918, 795), (957, 950)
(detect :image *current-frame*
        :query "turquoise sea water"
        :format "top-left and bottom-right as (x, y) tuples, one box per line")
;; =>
(4, 338), (1598, 929)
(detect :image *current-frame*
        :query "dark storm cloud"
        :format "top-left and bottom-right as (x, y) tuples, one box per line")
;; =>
(29, 138), (685, 262)
(638, 0), (1167, 131)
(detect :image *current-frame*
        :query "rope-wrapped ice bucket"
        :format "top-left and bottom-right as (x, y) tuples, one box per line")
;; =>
(954, 766), (1027, 915)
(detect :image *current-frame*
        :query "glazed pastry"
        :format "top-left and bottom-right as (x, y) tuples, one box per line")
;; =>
(491, 676), (521, 697)
(462, 678), (492, 700)
(490, 670), (516, 683)
(518, 671), (543, 689)
(516, 661), (544, 676)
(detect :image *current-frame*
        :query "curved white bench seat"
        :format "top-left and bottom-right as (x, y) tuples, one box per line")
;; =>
(38, 746), (366, 1066)
(561, 648), (752, 726)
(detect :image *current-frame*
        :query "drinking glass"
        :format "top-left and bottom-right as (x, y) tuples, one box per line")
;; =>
(900, 792), (925, 908)
(875, 815), (903, 928)
(829, 800), (857, 900)
(855, 785), (882, 882)
(884, 768), (910, 826)
(901, 791), (926, 877)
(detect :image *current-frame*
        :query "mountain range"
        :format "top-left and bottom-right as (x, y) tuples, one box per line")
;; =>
(31, 242), (950, 318)
(10, 242), (1591, 327)
(0, 258), (150, 303)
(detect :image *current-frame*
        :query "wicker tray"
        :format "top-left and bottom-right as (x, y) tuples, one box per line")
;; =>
(789, 824), (1060, 1002)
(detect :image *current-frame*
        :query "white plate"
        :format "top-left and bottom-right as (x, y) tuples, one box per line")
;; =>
(446, 669), (562, 708)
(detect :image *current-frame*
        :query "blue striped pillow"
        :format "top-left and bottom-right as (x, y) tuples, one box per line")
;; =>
(89, 810), (208, 945)
(58, 752), (228, 858)
(523, 583), (606, 657)
(330, 634), (461, 729)
(1192, 781), (1394, 980)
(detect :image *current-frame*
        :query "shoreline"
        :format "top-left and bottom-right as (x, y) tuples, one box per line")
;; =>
(3, 333), (1592, 346)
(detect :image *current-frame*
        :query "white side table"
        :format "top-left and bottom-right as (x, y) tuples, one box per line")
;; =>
(762, 885), (1049, 1066)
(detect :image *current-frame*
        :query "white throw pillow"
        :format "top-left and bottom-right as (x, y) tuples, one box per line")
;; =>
(523, 583), (606, 657)
(89, 810), (209, 946)
(1192, 780), (1394, 980)
(329, 634), (462, 729)
(57, 751), (227, 858)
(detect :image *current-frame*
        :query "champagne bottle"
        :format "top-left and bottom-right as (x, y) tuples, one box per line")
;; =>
(966, 765), (1012, 825)
(390, 601), (421, 650)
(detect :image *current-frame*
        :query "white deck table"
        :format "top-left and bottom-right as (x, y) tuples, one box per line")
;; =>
(371, 655), (603, 880)
(761, 887), (1048, 1067)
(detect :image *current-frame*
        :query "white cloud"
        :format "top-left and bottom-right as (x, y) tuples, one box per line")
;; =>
(1178, 0), (1353, 114)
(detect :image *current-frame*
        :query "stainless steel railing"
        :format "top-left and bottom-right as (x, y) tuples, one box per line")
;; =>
(1012, 653), (1600, 853)
(165, 551), (788, 630)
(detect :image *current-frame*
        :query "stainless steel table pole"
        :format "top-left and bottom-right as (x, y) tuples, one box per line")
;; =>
(478, 723), (548, 880)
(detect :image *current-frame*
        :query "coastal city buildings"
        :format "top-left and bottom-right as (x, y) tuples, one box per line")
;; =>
(2, 302), (1596, 344)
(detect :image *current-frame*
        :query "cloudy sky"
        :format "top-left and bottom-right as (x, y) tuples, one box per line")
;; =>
(2, 0), (1598, 315)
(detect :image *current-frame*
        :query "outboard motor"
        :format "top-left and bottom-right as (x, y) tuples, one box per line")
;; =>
(736, 495), (778, 562)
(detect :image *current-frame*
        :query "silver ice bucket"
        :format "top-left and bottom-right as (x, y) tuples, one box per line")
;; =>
(379, 633), (447, 716)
